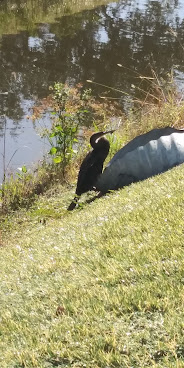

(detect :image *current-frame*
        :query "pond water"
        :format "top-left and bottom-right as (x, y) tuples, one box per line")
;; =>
(0, 0), (184, 182)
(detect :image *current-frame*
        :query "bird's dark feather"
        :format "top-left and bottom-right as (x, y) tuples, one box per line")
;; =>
(68, 131), (114, 210)
(76, 149), (105, 195)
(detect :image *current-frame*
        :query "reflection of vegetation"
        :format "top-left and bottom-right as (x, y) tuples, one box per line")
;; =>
(0, 0), (115, 35)
(0, 0), (184, 127)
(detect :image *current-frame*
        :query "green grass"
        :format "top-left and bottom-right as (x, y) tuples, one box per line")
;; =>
(1, 163), (184, 367)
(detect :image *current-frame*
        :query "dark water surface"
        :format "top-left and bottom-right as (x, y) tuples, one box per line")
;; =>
(0, 0), (184, 181)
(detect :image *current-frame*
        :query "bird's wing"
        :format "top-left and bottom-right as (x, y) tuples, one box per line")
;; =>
(76, 151), (103, 195)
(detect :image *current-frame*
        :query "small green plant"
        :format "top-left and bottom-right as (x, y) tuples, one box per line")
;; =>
(47, 83), (92, 177)
(0, 162), (55, 214)
(32, 83), (123, 179)
(16, 165), (28, 177)
(0, 165), (30, 212)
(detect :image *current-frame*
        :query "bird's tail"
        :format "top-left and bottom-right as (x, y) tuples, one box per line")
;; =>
(67, 196), (79, 211)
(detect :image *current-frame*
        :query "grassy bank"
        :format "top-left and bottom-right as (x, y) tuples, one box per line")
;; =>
(1, 161), (184, 367)
(1, 82), (184, 366)
(1, 90), (184, 215)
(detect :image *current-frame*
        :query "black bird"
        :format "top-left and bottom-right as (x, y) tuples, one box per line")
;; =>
(68, 130), (115, 210)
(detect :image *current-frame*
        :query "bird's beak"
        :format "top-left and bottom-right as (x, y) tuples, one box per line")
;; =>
(103, 129), (116, 135)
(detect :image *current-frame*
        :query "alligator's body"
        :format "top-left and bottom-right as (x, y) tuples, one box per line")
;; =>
(96, 127), (184, 193)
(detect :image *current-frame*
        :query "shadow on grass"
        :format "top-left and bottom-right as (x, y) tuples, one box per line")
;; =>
(47, 358), (72, 367)
(68, 191), (106, 211)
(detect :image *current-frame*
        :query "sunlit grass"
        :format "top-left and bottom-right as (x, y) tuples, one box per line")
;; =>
(1, 76), (184, 366)
(1, 163), (184, 367)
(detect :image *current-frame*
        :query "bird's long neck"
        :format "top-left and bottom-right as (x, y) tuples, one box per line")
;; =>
(90, 132), (105, 148)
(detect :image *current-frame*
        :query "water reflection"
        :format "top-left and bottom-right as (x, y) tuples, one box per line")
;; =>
(0, 0), (184, 180)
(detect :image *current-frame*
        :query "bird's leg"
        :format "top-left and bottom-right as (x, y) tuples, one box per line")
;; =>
(96, 191), (104, 198)
(67, 195), (80, 211)
(92, 186), (104, 197)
